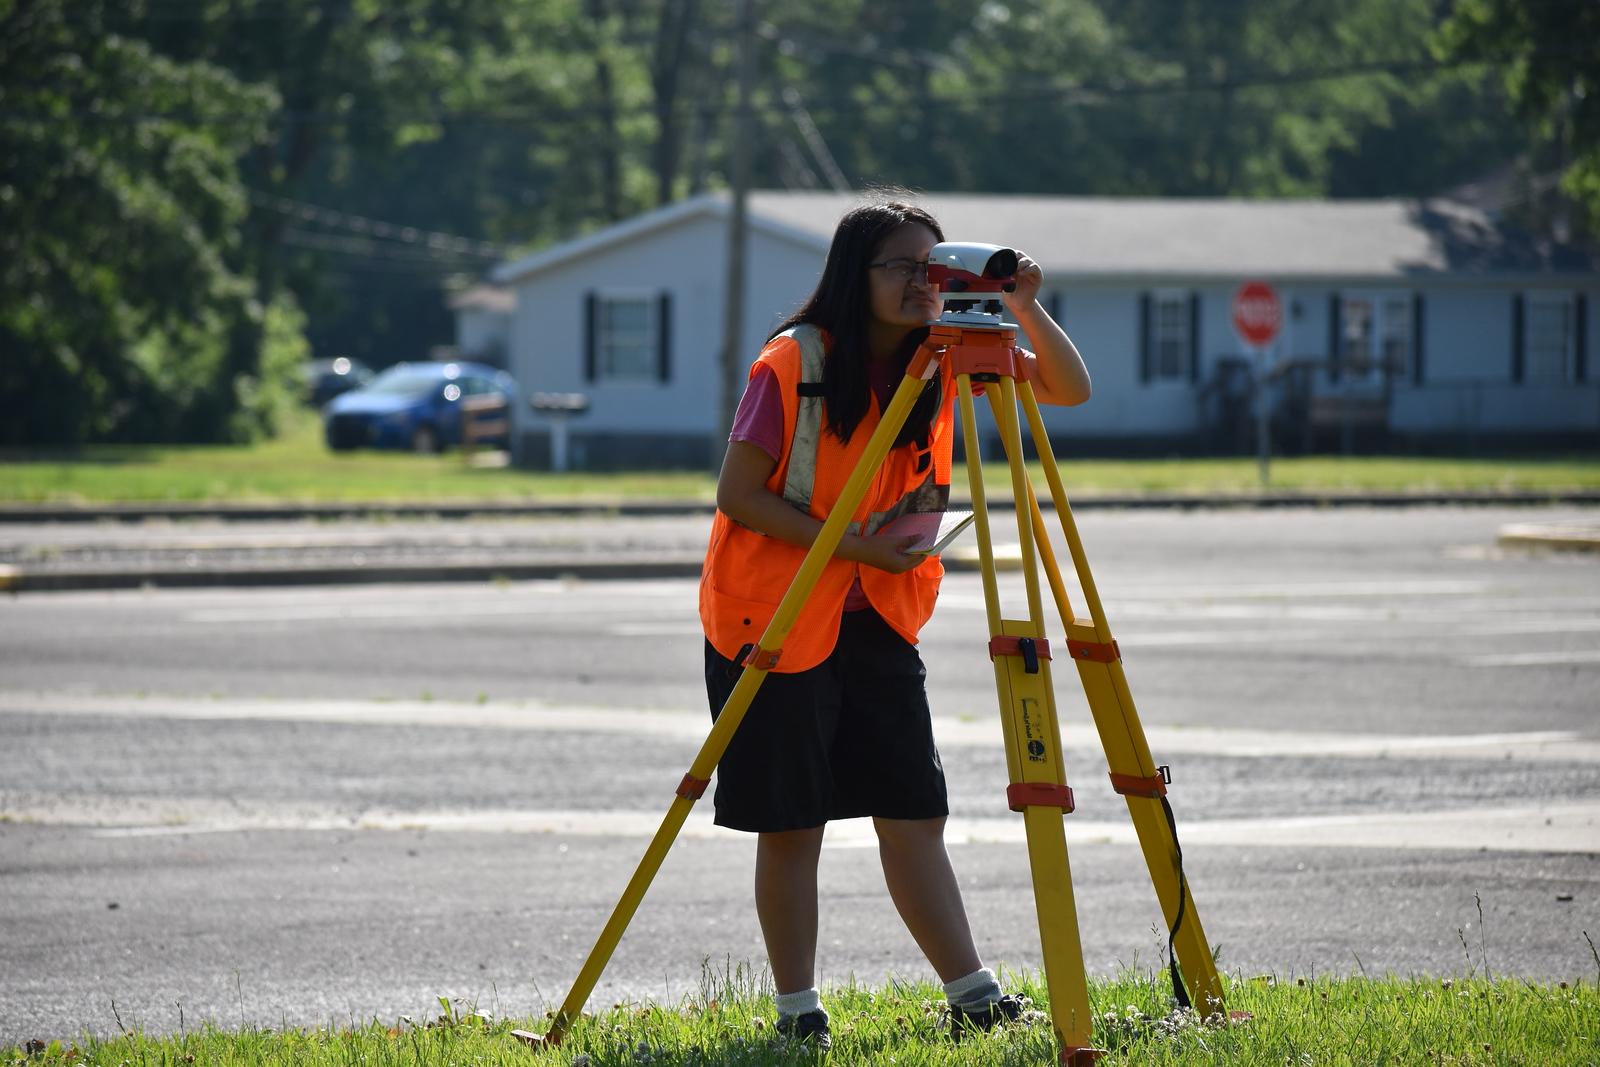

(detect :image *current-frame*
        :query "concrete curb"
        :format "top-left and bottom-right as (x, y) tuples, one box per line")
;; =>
(4, 489), (1600, 524)
(0, 557), (707, 593)
(0, 553), (1028, 593)
(0, 499), (711, 524)
(4, 502), (1594, 594)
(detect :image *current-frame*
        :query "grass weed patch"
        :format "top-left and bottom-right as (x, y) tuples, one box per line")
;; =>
(6, 973), (1593, 1067)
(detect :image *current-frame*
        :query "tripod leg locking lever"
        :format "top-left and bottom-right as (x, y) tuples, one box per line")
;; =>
(738, 644), (782, 670)
(675, 774), (709, 800)
(1006, 781), (1075, 813)
(1065, 636), (1120, 664)
(1109, 765), (1171, 799)
(989, 634), (1051, 674)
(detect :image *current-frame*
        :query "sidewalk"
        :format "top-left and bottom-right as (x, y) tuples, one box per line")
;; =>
(1, 494), (1595, 592)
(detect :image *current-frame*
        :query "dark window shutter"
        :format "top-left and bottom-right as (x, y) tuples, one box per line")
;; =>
(1188, 291), (1202, 384)
(1511, 293), (1525, 384)
(584, 291), (598, 382)
(1575, 293), (1588, 383)
(1138, 292), (1152, 384)
(1328, 293), (1342, 384)
(657, 291), (672, 383)
(1412, 293), (1425, 386)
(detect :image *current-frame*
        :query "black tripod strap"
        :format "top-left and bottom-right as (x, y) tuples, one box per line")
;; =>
(1160, 794), (1193, 1010)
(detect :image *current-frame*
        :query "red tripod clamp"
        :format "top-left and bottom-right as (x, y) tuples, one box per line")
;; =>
(928, 322), (1031, 382)
(1007, 781), (1076, 813)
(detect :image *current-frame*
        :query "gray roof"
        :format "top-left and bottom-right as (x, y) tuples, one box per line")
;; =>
(749, 191), (1600, 281)
(495, 191), (1600, 285)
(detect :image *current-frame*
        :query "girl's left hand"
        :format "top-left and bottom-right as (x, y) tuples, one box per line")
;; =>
(1002, 252), (1044, 315)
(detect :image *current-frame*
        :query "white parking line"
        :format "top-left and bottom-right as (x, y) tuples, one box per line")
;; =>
(608, 622), (706, 637)
(19, 798), (1591, 854)
(2, 692), (1594, 762)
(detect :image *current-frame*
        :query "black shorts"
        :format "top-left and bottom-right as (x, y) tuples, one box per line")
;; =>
(704, 609), (949, 833)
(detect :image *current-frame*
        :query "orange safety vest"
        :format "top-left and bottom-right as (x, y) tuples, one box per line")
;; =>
(699, 324), (958, 673)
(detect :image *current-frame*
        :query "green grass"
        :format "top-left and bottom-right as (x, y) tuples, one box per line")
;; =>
(0, 412), (718, 505)
(1, 410), (1597, 504)
(6, 972), (1594, 1066)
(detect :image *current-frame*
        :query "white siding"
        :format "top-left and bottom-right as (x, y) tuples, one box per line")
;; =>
(1020, 288), (1141, 436)
(1426, 288), (1510, 382)
(1392, 382), (1600, 432)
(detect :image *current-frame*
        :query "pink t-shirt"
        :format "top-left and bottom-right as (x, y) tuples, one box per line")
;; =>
(727, 362), (902, 612)
(728, 364), (787, 463)
(728, 359), (903, 461)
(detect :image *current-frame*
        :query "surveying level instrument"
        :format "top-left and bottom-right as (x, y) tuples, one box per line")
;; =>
(514, 243), (1232, 1064)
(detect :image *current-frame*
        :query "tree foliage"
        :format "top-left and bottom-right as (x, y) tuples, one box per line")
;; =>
(1438, 0), (1600, 233)
(0, 0), (283, 445)
(0, 0), (1553, 446)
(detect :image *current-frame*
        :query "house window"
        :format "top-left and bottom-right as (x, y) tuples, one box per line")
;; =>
(1151, 292), (1190, 380)
(1339, 293), (1411, 379)
(596, 294), (656, 381)
(1524, 294), (1573, 383)
(1380, 297), (1411, 375)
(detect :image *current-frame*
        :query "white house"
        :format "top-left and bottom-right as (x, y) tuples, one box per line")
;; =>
(446, 283), (514, 368)
(486, 191), (1599, 469)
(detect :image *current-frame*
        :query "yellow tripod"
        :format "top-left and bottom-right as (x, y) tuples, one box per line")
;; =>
(515, 320), (1228, 1065)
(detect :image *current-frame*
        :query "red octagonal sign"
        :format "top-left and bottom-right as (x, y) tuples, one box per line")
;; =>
(1232, 281), (1282, 348)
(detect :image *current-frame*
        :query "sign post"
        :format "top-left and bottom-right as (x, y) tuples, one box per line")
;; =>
(1231, 281), (1283, 487)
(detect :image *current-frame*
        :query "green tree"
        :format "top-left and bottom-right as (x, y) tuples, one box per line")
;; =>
(130, 0), (564, 409)
(230, 0), (726, 370)
(0, 0), (285, 445)
(1438, 0), (1600, 234)
(1084, 0), (1422, 196)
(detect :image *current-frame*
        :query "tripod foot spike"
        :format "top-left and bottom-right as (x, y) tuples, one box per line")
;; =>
(511, 1029), (560, 1051)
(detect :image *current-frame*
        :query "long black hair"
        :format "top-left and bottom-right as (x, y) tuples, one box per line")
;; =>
(769, 198), (944, 447)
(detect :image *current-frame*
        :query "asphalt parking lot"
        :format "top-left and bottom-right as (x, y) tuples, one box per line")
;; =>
(1, 505), (1596, 1045)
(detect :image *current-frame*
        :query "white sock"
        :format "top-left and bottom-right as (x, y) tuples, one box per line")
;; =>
(775, 987), (824, 1019)
(943, 967), (1001, 1009)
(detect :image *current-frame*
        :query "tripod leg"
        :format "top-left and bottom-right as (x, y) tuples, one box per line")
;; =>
(1016, 380), (1226, 1015)
(518, 346), (947, 1049)
(959, 374), (1096, 1058)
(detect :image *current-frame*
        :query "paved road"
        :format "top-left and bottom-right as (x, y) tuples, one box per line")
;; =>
(2, 506), (1597, 1045)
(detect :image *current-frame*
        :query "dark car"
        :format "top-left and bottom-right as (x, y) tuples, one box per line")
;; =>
(323, 361), (515, 453)
(304, 357), (374, 407)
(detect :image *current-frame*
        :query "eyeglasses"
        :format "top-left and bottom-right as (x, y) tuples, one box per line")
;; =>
(868, 258), (931, 284)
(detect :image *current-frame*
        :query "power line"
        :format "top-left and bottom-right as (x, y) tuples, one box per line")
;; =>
(781, 85), (849, 192)
(253, 191), (508, 259)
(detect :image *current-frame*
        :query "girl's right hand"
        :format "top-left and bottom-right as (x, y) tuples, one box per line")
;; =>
(848, 533), (924, 574)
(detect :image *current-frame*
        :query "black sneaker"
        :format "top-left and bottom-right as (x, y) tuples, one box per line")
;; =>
(949, 992), (1027, 1041)
(775, 1009), (832, 1051)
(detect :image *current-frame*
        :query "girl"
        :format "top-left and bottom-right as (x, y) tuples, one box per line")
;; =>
(698, 197), (1091, 1048)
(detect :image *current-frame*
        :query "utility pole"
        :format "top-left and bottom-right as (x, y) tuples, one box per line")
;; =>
(717, 0), (755, 469)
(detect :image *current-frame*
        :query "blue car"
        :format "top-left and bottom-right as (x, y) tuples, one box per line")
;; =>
(323, 361), (516, 453)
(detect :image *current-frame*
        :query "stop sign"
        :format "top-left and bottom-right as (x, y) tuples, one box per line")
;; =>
(1232, 281), (1282, 348)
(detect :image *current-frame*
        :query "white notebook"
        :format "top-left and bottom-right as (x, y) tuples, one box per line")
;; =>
(877, 509), (976, 556)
